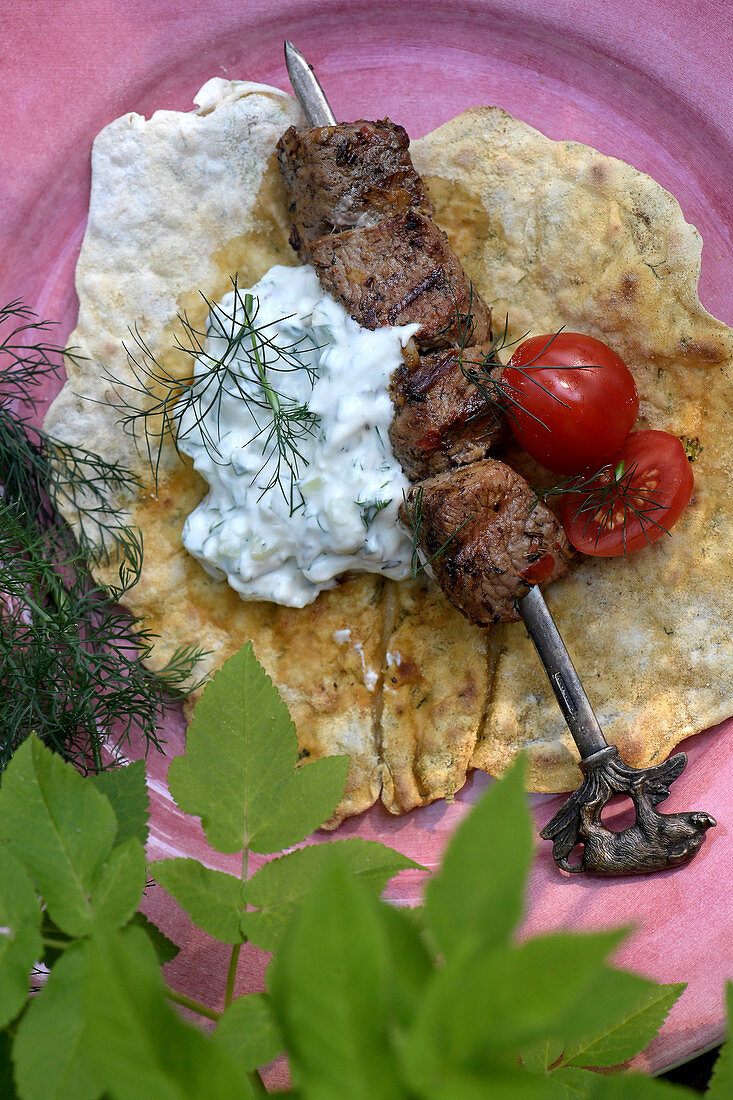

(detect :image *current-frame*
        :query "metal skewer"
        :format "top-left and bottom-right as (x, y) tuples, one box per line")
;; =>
(285, 41), (336, 126)
(282, 40), (716, 875)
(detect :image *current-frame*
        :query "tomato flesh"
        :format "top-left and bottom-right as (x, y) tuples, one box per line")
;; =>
(560, 430), (694, 556)
(504, 332), (639, 474)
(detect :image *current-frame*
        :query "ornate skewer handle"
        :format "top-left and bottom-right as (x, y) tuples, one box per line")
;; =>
(518, 586), (715, 875)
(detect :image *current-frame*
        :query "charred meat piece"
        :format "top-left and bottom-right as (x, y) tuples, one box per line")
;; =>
(400, 459), (573, 625)
(277, 119), (434, 258)
(389, 343), (508, 480)
(308, 210), (492, 350)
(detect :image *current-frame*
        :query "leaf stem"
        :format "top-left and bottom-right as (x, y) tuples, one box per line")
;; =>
(42, 936), (71, 951)
(165, 986), (221, 1022)
(247, 1068), (269, 1096)
(224, 942), (241, 1009)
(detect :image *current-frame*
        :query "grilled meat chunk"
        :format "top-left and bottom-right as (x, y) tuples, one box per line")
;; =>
(277, 119), (434, 257)
(400, 459), (573, 624)
(308, 210), (492, 350)
(389, 343), (508, 479)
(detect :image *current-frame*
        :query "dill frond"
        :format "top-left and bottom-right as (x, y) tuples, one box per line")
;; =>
(0, 300), (204, 772)
(533, 460), (669, 552)
(356, 497), (391, 529)
(401, 485), (472, 579)
(106, 278), (321, 512)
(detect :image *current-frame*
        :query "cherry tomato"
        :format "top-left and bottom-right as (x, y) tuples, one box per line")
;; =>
(560, 430), (694, 556)
(503, 332), (639, 474)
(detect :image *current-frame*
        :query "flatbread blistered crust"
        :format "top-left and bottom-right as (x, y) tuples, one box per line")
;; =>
(45, 83), (733, 821)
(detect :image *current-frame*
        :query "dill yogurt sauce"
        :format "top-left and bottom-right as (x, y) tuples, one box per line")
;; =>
(177, 264), (417, 607)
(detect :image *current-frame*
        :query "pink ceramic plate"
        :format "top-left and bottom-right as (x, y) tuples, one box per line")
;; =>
(3, 0), (731, 1083)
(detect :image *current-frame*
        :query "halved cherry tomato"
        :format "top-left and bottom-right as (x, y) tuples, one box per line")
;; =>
(560, 430), (694, 556)
(503, 332), (639, 474)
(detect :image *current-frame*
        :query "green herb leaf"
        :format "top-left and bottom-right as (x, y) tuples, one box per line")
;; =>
(560, 977), (685, 1069)
(90, 836), (147, 931)
(152, 859), (245, 944)
(545, 1065), (601, 1097)
(167, 642), (349, 855)
(0, 737), (118, 936)
(241, 838), (421, 952)
(268, 850), (404, 1098)
(412, 1064), (584, 1099)
(375, 901), (434, 1033)
(423, 755), (532, 958)
(129, 911), (180, 965)
(584, 1073), (698, 1097)
(91, 760), (150, 848)
(402, 930), (626, 1091)
(12, 943), (102, 1100)
(0, 1028), (18, 1100)
(706, 983), (732, 1099)
(521, 1037), (567, 1074)
(80, 925), (253, 1099)
(0, 851), (42, 1029)
(213, 992), (283, 1072)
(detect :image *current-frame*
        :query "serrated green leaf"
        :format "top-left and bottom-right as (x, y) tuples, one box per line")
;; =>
(560, 977), (685, 1069)
(241, 838), (421, 952)
(424, 755), (532, 958)
(91, 836), (147, 930)
(91, 761), (149, 848)
(522, 1037), (566, 1074)
(706, 982), (732, 1100)
(402, 930), (626, 1091)
(12, 942), (101, 1100)
(586, 1072), (697, 1097)
(419, 1064), (585, 1099)
(152, 858), (245, 944)
(0, 737), (117, 936)
(213, 992), (283, 1071)
(39, 909), (74, 968)
(0, 1028), (19, 1100)
(551, 1066), (606, 1098)
(247, 755), (350, 854)
(167, 643), (349, 855)
(0, 850), (42, 1029)
(80, 925), (253, 1099)
(129, 912), (180, 965)
(376, 900), (434, 1031)
(268, 850), (404, 1099)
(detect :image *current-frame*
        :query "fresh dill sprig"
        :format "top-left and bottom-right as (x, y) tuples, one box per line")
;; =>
(107, 277), (321, 513)
(356, 497), (391, 529)
(401, 485), (473, 579)
(0, 298), (84, 395)
(0, 407), (143, 567)
(0, 300), (203, 772)
(457, 315), (528, 423)
(533, 460), (669, 552)
(452, 307), (600, 435)
(445, 278), (554, 430)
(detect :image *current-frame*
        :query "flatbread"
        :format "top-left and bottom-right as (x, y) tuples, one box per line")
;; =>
(45, 80), (733, 822)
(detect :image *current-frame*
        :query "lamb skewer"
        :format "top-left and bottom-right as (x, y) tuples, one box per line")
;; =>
(281, 40), (715, 874)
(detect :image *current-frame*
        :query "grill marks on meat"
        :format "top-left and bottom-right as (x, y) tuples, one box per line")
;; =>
(400, 460), (573, 625)
(389, 344), (508, 480)
(276, 121), (489, 352)
(277, 120), (434, 257)
(276, 117), (572, 625)
(309, 211), (492, 349)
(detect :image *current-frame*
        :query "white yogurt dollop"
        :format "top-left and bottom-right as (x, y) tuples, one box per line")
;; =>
(177, 264), (417, 607)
